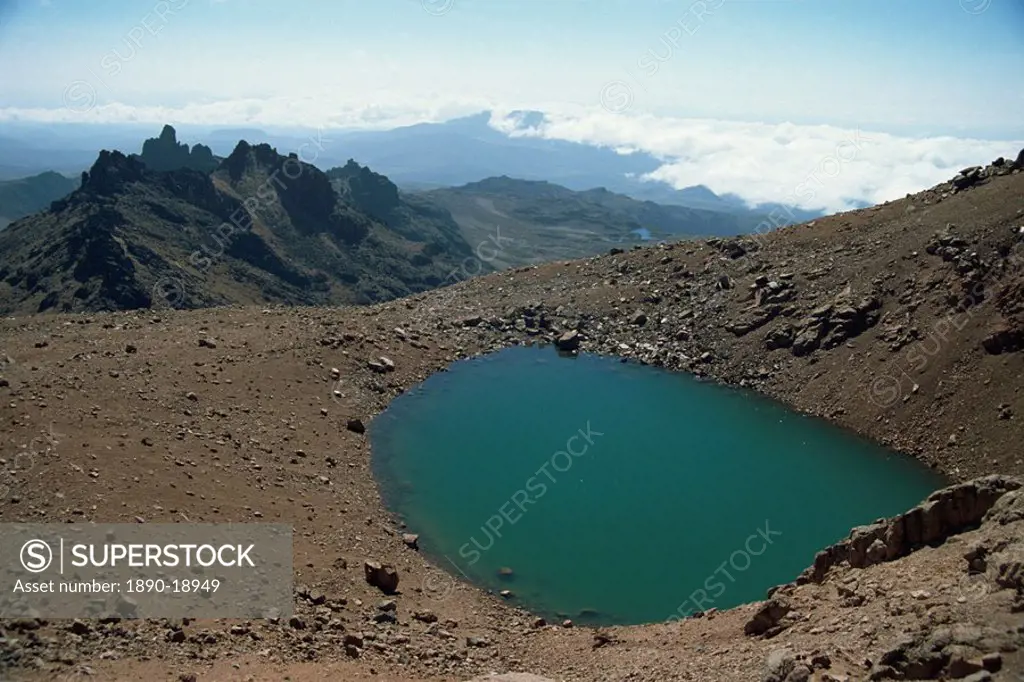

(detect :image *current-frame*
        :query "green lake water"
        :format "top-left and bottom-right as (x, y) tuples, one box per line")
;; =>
(371, 344), (946, 626)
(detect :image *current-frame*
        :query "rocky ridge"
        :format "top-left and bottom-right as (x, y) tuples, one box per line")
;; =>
(797, 475), (1022, 585)
(0, 143), (481, 314)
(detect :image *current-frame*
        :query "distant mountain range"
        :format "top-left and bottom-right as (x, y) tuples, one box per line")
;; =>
(0, 123), (817, 314)
(419, 176), (770, 267)
(0, 112), (823, 222)
(0, 171), (79, 230)
(324, 112), (825, 220)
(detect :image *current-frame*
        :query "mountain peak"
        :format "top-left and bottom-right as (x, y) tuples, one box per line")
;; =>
(81, 150), (147, 195)
(327, 159), (401, 219)
(462, 176), (553, 192)
(221, 140), (282, 180)
(505, 110), (547, 130)
(135, 125), (218, 174)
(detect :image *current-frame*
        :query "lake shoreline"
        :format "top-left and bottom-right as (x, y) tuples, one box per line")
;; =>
(369, 344), (946, 627)
(3, 170), (1023, 680)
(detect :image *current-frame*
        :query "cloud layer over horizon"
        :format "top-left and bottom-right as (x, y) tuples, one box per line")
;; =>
(1, 98), (1021, 214)
(491, 109), (1024, 213)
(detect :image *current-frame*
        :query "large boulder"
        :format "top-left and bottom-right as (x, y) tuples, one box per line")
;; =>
(875, 625), (1008, 680)
(744, 597), (791, 636)
(984, 489), (1024, 525)
(951, 166), (983, 190)
(791, 318), (826, 356)
(555, 330), (581, 351)
(765, 325), (795, 351)
(761, 648), (796, 682)
(1012, 147), (1024, 169)
(364, 560), (400, 594)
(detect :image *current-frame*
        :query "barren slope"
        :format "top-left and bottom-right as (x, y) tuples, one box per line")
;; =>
(1, 163), (1023, 681)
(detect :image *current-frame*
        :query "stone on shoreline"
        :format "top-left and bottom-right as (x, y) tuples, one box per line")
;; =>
(364, 560), (400, 594)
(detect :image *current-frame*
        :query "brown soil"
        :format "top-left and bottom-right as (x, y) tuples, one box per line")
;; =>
(2, 168), (1023, 681)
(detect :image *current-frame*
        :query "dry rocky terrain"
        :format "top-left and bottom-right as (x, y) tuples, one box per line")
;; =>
(1, 157), (1023, 680)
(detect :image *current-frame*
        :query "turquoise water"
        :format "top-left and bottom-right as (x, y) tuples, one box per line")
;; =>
(371, 345), (946, 626)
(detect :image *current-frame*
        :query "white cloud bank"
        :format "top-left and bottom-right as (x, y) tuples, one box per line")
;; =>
(0, 95), (493, 133)
(491, 108), (1024, 213)
(2, 98), (1021, 214)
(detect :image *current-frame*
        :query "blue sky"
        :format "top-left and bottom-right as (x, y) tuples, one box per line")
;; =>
(1, 0), (1021, 136)
(0, 0), (1021, 212)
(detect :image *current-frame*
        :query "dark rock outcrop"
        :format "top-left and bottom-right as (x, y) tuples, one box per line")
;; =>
(797, 476), (1022, 585)
(982, 276), (1024, 354)
(873, 625), (1008, 681)
(0, 135), (483, 314)
(765, 325), (794, 350)
(73, 150), (235, 220)
(706, 237), (751, 259)
(951, 166), (984, 191)
(789, 291), (881, 356)
(754, 280), (796, 307)
(78, 150), (148, 196)
(744, 597), (791, 637)
(135, 125), (219, 173)
(726, 304), (784, 337)
(942, 151), (1023, 194)
(982, 322), (1024, 354)
(328, 159), (401, 221)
